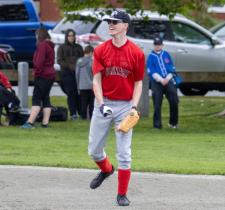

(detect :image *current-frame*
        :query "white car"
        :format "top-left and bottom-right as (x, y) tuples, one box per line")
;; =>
(49, 10), (106, 63)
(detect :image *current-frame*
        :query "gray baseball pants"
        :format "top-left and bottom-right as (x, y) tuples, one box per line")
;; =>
(88, 98), (132, 169)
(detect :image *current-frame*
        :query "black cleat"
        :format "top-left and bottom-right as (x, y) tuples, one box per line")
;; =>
(90, 166), (114, 189)
(116, 194), (130, 206)
(117, 194), (130, 206)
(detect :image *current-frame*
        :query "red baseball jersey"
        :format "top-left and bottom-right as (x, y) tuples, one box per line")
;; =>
(0, 71), (12, 89)
(93, 39), (145, 100)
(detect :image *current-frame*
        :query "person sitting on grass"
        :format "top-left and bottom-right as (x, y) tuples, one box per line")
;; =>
(0, 71), (20, 125)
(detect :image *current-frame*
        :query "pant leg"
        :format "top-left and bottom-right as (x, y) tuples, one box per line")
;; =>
(32, 78), (43, 106)
(88, 100), (113, 162)
(60, 72), (78, 116)
(80, 90), (89, 119)
(88, 90), (94, 119)
(151, 80), (164, 128)
(32, 77), (54, 108)
(40, 78), (54, 108)
(165, 81), (179, 126)
(0, 86), (19, 107)
(113, 100), (132, 169)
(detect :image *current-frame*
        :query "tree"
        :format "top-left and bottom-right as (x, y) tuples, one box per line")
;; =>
(57, 0), (225, 27)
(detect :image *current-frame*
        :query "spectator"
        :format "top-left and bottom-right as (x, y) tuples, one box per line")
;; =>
(76, 45), (94, 119)
(57, 29), (83, 120)
(147, 36), (179, 129)
(0, 71), (20, 125)
(0, 49), (14, 69)
(22, 28), (55, 129)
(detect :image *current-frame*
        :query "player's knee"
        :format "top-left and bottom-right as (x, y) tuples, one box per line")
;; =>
(88, 148), (105, 162)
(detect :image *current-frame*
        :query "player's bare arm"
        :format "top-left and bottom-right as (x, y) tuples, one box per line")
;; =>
(132, 80), (142, 110)
(93, 72), (104, 105)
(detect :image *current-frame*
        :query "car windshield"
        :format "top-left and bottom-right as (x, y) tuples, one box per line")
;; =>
(52, 18), (98, 35)
(214, 26), (225, 38)
(171, 22), (211, 45)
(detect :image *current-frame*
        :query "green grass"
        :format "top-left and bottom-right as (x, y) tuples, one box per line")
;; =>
(0, 96), (225, 175)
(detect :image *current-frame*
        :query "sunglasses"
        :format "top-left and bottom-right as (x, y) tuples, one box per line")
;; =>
(106, 20), (123, 25)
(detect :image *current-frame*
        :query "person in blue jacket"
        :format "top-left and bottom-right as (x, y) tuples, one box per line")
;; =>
(147, 36), (179, 129)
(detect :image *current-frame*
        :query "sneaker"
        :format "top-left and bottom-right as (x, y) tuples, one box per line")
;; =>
(21, 122), (34, 129)
(168, 123), (178, 129)
(117, 194), (130, 206)
(71, 114), (78, 120)
(41, 124), (49, 128)
(90, 166), (114, 189)
(153, 125), (162, 129)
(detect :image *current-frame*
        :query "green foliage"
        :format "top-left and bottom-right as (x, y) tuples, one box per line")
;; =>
(56, 0), (225, 27)
(152, 0), (225, 27)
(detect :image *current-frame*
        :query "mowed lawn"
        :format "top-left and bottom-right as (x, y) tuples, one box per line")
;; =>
(0, 96), (225, 175)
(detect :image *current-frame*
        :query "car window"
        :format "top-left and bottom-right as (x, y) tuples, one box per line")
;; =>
(52, 18), (98, 35)
(0, 4), (29, 21)
(171, 22), (211, 45)
(127, 20), (172, 41)
(214, 25), (225, 37)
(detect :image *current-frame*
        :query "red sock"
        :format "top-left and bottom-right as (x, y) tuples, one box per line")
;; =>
(118, 169), (131, 195)
(95, 157), (112, 173)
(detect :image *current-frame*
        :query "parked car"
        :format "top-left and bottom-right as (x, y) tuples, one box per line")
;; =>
(49, 10), (103, 67)
(0, 0), (56, 67)
(51, 9), (225, 95)
(210, 21), (225, 40)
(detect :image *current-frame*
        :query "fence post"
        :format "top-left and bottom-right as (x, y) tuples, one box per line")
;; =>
(138, 69), (149, 117)
(18, 62), (29, 112)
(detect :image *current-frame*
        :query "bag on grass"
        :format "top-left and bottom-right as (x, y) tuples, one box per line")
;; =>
(37, 106), (68, 122)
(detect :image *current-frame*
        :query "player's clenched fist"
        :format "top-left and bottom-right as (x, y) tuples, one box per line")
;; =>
(100, 104), (113, 117)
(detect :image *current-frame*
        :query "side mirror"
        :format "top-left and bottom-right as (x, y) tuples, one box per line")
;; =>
(211, 36), (221, 46)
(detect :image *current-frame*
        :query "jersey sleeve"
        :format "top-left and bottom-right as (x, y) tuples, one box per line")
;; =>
(166, 51), (176, 73)
(133, 51), (145, 81)
(147, 53), (157, 77)
(92, 47), (104, 75)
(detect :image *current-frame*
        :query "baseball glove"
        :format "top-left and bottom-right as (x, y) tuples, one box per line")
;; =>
(117, 110), (140, 133)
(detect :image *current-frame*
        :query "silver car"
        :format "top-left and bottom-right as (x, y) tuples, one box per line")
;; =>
(50, 10), (225, 95)
(210, 21), (225, 40)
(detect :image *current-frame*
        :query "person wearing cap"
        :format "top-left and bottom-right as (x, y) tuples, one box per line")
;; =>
(147, 36), (179, 129)
(88, 10), (145, 206)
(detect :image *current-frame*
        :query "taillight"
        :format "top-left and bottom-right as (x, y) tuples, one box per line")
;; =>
(78, 33), (102, 43)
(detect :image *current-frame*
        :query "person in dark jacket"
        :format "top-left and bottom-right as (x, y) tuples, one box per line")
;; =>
(76, 45), (94, 119)
(0, 71), (20, 125)
(57, 29), (83, 120)
(22, 28), (56, 129)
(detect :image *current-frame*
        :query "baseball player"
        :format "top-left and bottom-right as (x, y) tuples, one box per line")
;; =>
(88, 10), (145, 206)
(147, 36), (179, 129)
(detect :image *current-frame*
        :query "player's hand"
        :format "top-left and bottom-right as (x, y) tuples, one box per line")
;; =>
(161, 78), (169, 86)
(100, 104), (113, 117)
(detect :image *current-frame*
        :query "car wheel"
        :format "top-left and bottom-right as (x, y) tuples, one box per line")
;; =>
(179, 87), (208, 96)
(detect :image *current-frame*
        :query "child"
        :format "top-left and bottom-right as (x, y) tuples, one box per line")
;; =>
(76, 45), (94, 119)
